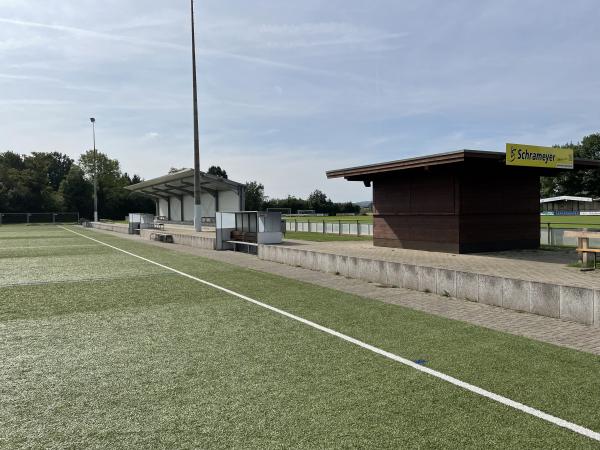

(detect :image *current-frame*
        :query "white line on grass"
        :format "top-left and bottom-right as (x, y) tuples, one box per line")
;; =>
(60, 226), (600, 442)
(0, 244), (100, 250)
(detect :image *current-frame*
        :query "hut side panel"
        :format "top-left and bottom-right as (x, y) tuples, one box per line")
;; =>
(458, 168), (540, 252)
(373, 171), (461, 252)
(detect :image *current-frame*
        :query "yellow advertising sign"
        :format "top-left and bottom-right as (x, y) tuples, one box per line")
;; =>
(506, 143), (573, 169)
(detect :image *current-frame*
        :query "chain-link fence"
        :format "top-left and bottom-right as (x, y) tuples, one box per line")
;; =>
(0, 212), (80, 225)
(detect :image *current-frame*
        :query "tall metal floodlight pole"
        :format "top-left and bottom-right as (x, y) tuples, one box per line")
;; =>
(191, 0), (202, 231)
(90, 117), (98, 222)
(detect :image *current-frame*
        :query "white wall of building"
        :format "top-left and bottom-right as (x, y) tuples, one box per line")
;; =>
(158, 198), (169, 218)
(156, 190), (241, 221)
(170, 197), (183, 221)
(183, 195), (194, 221)
(201, 192), (215, 219)
(219, 190), (240, 212)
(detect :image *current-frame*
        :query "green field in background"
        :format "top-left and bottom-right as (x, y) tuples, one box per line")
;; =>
(540, 215), (600, 229)
(284, 231), (372, 242)
(284, 215), (373, 223)
(2, 225), (600, 447)
(286, 214), (600, 229)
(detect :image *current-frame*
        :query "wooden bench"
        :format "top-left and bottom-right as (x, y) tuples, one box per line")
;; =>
(150, 232), (174, 243)
(575, 248), (600, 269)
(565, 230), (600, 269)
(230, 231), (257, 243)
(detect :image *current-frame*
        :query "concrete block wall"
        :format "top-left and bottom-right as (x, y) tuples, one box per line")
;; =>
(140, 229), (216, 250)
(258, 244), (600, 327)
(90, 222), (130, 234)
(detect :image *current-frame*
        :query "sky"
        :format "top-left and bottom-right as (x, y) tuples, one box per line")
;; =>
(1, 1), (599, 202)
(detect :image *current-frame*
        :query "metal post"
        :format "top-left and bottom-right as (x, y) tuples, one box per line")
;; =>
(357, 219), (360, 236)
(52, 213), (56, 224)
(191, 0), (202, 231)
(323, 220), (325, 234)
(27, 213), (30, 224)
(90, 118), (98, 222)
(339, 220), (342, 235)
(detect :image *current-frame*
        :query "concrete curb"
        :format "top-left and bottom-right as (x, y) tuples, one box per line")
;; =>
(259, 244), (599, 327)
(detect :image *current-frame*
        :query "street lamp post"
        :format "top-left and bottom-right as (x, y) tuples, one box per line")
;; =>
(191, 0), (202, 232)
(90, 117), (98, 222)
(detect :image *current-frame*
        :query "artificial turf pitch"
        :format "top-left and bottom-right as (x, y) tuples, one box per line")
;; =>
(1, 225), (600, 448)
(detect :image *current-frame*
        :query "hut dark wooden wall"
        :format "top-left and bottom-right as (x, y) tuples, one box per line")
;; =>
(373, 163), (540, 253)
(328, 150), (600, 254)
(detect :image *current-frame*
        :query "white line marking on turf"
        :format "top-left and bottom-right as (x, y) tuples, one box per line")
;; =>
(60, 226), (600, 442)
(0, 244), (100, 250)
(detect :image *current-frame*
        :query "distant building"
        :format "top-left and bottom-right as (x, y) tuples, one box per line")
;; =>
(540, 196), (600, 214)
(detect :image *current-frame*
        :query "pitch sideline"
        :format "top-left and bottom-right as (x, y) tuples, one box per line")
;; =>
(59, 226), (600, 442)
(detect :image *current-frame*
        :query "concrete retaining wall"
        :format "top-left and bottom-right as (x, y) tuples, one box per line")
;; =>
(258, 244), (600, 327)
(140, 229), (215, 250)
(90, 222), (130, 234)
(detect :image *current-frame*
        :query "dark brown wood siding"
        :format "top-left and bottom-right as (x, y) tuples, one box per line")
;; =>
(371, 162), (541, 253)
(373, 169), (460, 252)
(458, 165), (540, 252)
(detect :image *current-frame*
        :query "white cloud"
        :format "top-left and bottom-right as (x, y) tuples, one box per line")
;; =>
(1, 0), (599, 202)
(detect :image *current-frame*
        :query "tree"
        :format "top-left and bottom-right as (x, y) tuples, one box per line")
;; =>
(59, 165), (93, 218)
(208, 165), (228, 179)
(541, 133), (600, 197)
(31, 152), (73, 190)
(308, 189), (329, 211)
(245, 181), (264, 211)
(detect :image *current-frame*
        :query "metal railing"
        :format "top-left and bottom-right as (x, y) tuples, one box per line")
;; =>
(0, 212), (79, 225)
(540, 222), (600, 247)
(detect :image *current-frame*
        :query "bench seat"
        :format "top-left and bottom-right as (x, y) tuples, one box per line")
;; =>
(150, 232), (174, 243)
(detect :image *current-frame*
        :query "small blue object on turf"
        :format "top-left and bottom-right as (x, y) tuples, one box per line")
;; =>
(414, 359), (427, 365)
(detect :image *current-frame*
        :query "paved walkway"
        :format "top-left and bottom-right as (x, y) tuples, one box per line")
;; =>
(278, 240), (600, 289)
(90, 228), (600, 356)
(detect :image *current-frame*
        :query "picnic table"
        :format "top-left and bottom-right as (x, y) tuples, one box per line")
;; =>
(564, 230), (600, 268)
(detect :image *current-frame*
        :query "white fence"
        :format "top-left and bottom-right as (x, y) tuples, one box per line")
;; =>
(540, 227), (600, 247)
(285, 220), (373, 236)
(285, 221), (600, 245)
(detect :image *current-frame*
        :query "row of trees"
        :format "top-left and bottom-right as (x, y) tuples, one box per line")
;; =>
(0, 150), (153, 220)
(541, 133), (600, 198)
(244, 182), (360, 215)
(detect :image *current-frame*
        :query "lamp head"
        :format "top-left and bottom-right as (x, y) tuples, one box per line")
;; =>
(90, 117), (95, 123)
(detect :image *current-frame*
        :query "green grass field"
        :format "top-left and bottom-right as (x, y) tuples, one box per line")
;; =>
(1, 225), (600, 447)
(541, 215), (600, 229)
(285, 215), (373, 223)
(287, 214), (600, 230)
(284, 231), (372, 242)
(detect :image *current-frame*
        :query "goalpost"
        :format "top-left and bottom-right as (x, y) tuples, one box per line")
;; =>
(266, 208), (292, 216)
(297, 210), (316, 216)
